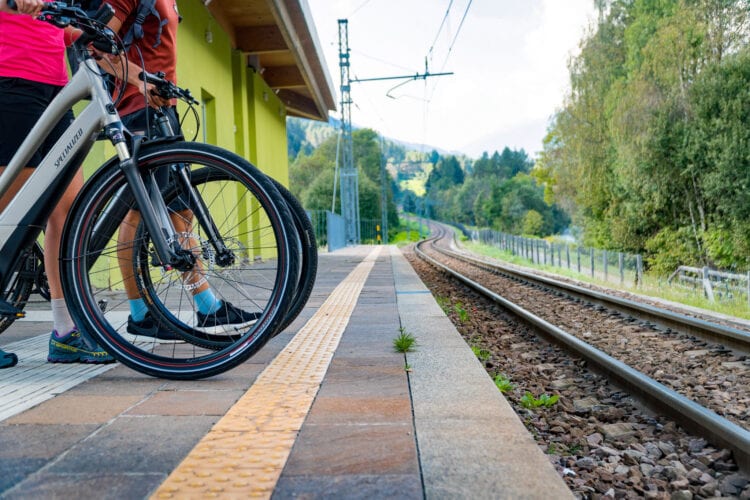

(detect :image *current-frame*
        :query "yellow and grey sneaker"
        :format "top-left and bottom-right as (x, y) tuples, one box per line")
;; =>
(47, 329), (115, 364)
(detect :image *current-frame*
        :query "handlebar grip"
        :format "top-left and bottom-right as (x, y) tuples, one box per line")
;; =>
(6, 0), (16, 10)
(91, 2), (114, 25)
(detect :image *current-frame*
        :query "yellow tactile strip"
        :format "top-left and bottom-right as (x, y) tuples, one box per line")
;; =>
(152, 246), (382, 499)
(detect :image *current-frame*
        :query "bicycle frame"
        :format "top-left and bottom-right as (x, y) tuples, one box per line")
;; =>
(0, 55), (124, 293)
(0, 46), (189, 306)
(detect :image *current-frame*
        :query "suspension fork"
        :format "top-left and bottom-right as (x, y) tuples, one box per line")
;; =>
(153, 110), (235, 267)
(109, 127), (194, 272)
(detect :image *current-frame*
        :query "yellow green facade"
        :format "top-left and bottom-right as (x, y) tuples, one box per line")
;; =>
(79, 0), (295, 287)
(83, 0), (290, 185)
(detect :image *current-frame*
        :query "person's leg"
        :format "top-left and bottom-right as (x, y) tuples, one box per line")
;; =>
(117, 108), (254, 337)
(46, 170), (115, 364)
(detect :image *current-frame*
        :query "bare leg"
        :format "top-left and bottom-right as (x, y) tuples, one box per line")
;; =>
(117, 208), (210, 301)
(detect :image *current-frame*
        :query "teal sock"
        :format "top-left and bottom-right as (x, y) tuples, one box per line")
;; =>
(194, 289), (221, 314)
(129, 299), (148, 322)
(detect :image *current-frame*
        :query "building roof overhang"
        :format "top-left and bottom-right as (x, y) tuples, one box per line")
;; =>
(205, 0), (336, 121)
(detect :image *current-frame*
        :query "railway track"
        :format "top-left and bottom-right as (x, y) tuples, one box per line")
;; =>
(409, 223), (750, 498)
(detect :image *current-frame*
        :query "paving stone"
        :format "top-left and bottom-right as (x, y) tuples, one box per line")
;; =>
(0, 458), (48, 493)
(125, 389), (245, 416)
(306, 396), (412, 425)
(284, 423), (419, 477)
(317, 362), (409, 399)
(5, 395), (144, 425)
(50, 415), (217, 475)
(6, 473), (163, 499)
(273, 474), (422, 499)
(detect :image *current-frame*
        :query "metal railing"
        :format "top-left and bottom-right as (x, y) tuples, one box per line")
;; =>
(473, 229), (644, 288)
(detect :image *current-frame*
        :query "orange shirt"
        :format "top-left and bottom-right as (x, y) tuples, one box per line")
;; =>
(106, 0), (179, 116)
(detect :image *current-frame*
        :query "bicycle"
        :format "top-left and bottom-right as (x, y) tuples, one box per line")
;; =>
(130, 72), (318, 340)
(0, 73), (318, 341)
(0, 2), (300, 379)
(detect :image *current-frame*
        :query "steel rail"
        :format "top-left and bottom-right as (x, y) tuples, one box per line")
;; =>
(439, 234), (750, 352)
(415, 232), (750, 472)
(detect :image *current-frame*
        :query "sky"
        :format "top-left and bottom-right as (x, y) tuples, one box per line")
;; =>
(305, 0), (597, 159)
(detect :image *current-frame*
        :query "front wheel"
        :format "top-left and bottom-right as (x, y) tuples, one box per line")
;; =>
(61, 141), (299, 379)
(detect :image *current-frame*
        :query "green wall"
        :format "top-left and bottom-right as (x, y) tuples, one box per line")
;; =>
(83, 0), (290, 186)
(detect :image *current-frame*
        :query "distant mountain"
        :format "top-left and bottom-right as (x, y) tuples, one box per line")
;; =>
(286, 116), (461, 160)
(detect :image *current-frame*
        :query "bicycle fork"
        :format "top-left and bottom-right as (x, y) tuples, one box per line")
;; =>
(112, 133), (195, 272)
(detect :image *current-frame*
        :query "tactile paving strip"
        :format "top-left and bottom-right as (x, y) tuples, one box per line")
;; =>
(152, 246), (382, 499)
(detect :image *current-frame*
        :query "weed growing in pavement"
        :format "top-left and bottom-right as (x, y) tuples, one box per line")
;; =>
(520, 391), (559, 409)
(493, 373), (514, 393)
(393, 327), (417, 353)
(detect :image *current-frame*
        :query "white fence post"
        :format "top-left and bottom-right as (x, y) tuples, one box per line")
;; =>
(702, 266), (715, 302)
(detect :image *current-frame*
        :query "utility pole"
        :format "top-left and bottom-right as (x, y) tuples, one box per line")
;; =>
(337, 19), (360, 244)
(337, 19), (452, 246)
(379, 136), (388, 244)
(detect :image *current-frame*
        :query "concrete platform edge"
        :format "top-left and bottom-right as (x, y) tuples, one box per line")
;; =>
(389, 246), (573, 499)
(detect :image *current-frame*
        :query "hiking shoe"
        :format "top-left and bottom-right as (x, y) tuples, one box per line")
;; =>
(0, 348), (18, 369)
(127, 313), (183, 341)
(48, 329), (115, 364)
(196, 301), (260, 331)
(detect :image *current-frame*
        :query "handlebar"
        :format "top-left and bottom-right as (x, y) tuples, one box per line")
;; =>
(140, 71), (199, 106)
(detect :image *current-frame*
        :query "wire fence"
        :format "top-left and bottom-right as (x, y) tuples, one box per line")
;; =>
(474, 229), (645, 287)
(471, 228), (750, 308)
(307, 211), (385, 250)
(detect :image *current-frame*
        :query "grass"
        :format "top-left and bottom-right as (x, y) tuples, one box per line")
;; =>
(471, 345), (491, 362)
(462, 240), (750, 321)
(493, 374), (514, 393)
(390, 216), (431, 246)
(393, 327), (417, 353)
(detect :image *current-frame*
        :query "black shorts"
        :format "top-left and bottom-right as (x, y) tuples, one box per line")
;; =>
(0, 77), (75, 166)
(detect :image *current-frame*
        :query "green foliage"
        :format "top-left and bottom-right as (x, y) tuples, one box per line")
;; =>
(493, 374), (514, 393)
(522, 210), (544, 237)
(436, 296), (451, 315)
(519, 392), (559, 410)
(453, 301), (469, 322)
(289, 127), (400, 229)
(393, 328), (417, 353)
(539, 0), (750, 272)
(471, 345), (491, 362)
(425, 155), (465, 192)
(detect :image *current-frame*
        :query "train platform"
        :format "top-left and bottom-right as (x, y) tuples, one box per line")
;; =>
(0, 245), (572, 499)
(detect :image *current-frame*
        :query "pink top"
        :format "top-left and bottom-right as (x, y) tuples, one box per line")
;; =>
(0, 10), (67, 86)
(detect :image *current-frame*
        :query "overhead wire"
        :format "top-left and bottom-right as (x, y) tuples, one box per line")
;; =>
(437, 0), (473, 74)
(427, 0), (454, 60)
(349, 0), (373, 18)
(425, 0), (473, 103)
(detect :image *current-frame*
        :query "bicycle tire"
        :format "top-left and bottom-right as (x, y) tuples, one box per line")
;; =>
(269, 179), (317, 335)
(133, 171), (317, 347)
(61, 141), (299, 379)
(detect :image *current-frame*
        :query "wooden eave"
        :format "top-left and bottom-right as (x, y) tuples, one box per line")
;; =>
(205, 0), (336, 121)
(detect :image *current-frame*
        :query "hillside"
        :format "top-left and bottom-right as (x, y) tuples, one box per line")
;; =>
(287, 116), (463, 196)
